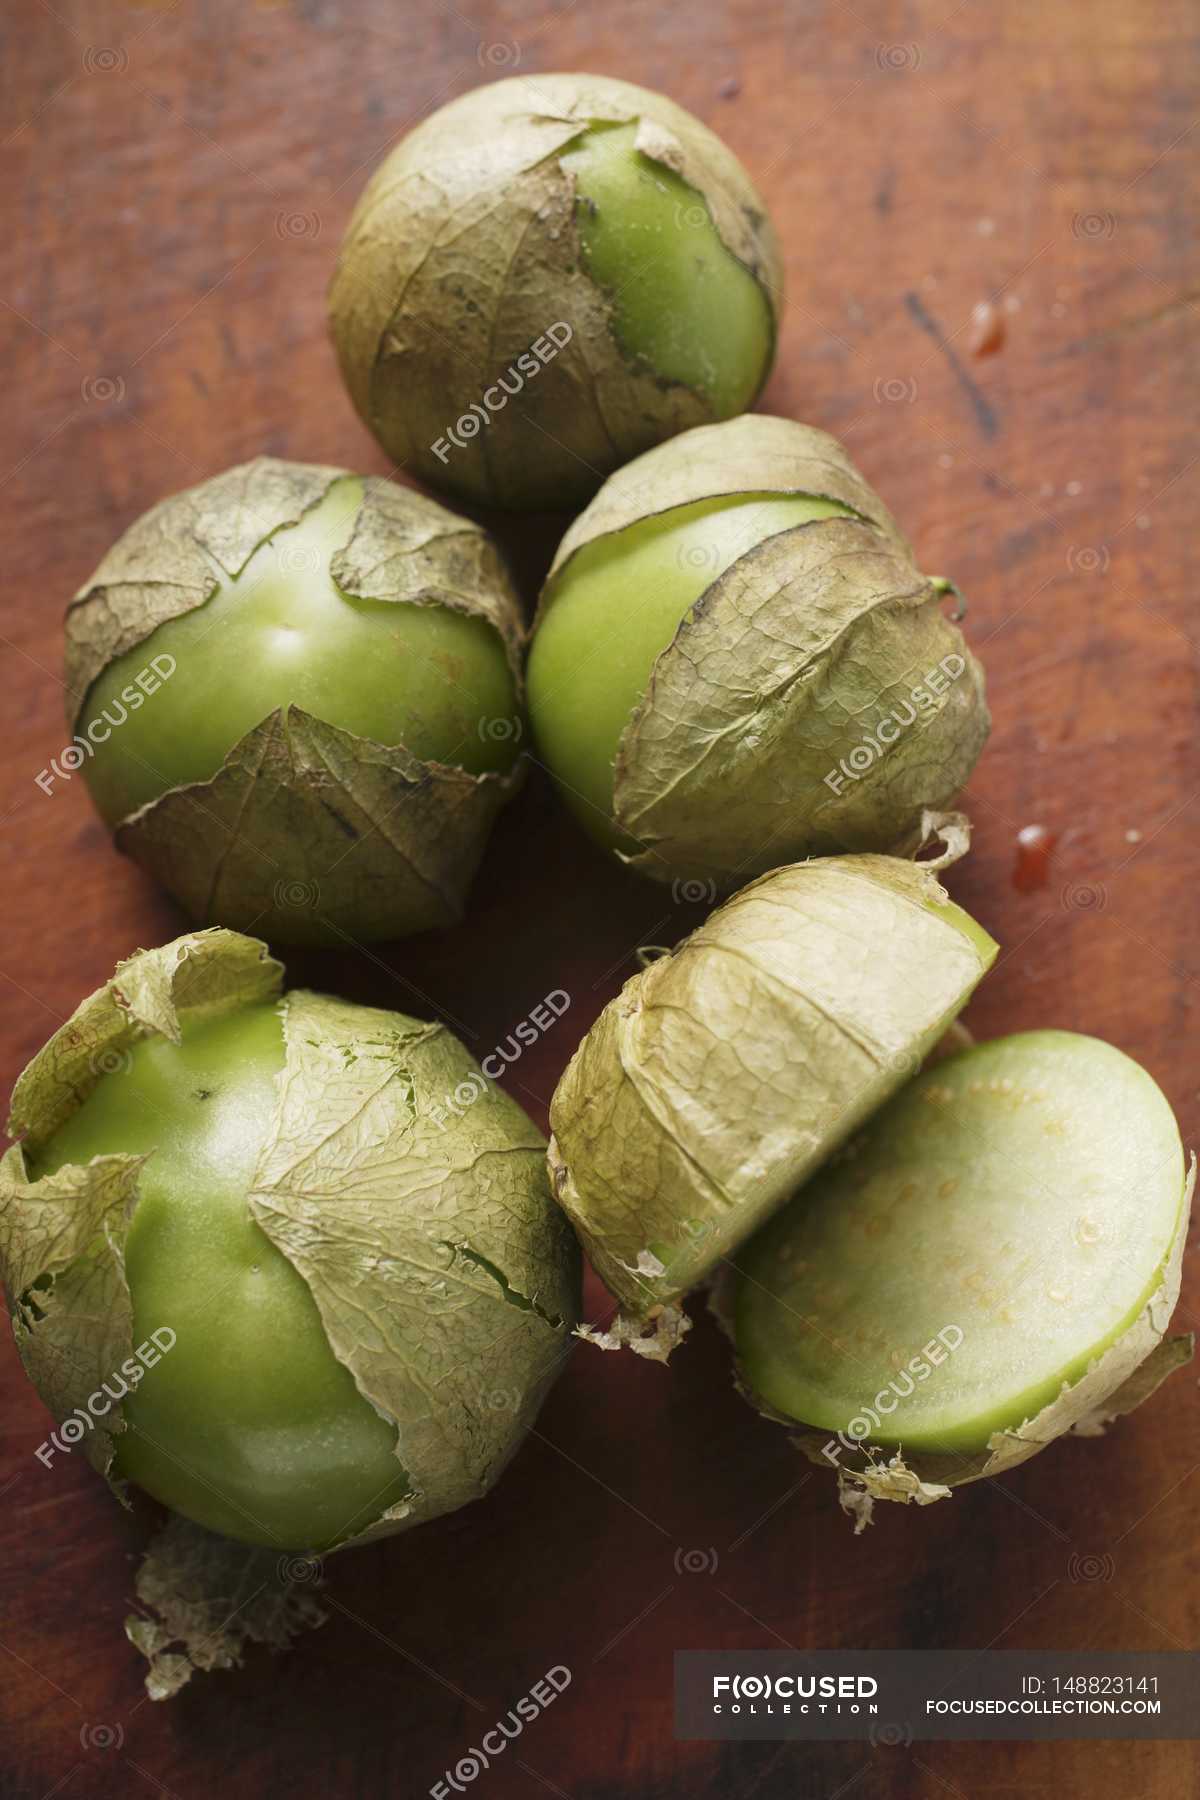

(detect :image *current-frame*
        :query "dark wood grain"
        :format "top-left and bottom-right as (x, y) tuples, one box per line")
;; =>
(3, 2), (1199, 1796)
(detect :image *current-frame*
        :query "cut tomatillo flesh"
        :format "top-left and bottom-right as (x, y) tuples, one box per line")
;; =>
(32, 1003), (407, 1551)
(561, 121), (774, 419)
(734, 1032), (1189, 1457)
(80, 478), (518, 828)
(528, 416), (990, 887)
(547, 827), (997, 1357)
(0, 931), (580, 1556)
(527, 493), (848, 848)
(63, 459), (528, 945)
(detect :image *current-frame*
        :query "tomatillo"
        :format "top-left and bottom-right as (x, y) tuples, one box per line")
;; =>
(547, 823), (997, 1356)
(731, 1031), (1193, 1503)
(64, 458), (526, 946)
(0, 930), (580, 1552)
(328, 73), (782, 509)
(528, 415), (990, 888)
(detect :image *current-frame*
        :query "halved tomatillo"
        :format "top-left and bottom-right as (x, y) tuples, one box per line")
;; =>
(729, 1030), (1194, 1519)
(547, 818), (996, 1357)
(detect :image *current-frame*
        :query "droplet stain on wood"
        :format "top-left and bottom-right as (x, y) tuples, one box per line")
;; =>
(968, 299), (1006, 357)
(1014, 823), (1059, 891)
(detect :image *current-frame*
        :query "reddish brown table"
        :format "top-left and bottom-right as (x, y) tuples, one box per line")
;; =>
(3, 2), (1198, 1796)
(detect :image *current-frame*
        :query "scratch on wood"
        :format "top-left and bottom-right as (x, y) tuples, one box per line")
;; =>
(904, 291), (1000, 439)
(1051, 289), (1200, 358)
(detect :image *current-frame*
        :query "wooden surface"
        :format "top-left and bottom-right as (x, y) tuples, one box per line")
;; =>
(3, 1), (1199, 1796)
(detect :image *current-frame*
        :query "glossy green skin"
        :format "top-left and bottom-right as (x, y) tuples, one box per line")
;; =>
(80, 478), (518, 828)
(527, 494), (847, 849)
(563, 122), (773, 417)
(33, 1003), (408, 1550)
(735, 1031), (1185, 1455)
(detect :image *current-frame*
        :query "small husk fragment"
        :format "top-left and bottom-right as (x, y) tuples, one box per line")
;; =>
(537, 416), (990, 886)
(125, 1516), (328, 1701)
(65, 458), (525, 945)
(0, 929), (579, 1692)
(328, 73), (782, 510)
(548, 814), (994, 1356)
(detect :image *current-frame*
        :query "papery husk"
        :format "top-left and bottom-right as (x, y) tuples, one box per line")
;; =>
(0, 930), (580, 1686)
(65, 458), (525, 946)
(711, 1165), (1195, 1530)
(252, 983), (579, 1540)
(543, 415), (907, 573)
(539, 416), (990, 885)
(547, 816), (995, 1354)
(328, 73), (782, 510)
(112, 713), (521, 948)
(125, 1516), (328, 1700)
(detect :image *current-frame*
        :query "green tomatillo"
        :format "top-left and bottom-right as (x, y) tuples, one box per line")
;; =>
(547, 818), (996, 1357)
(527, 415), (990, 889)
(0, 929), (579, 1556)
(328, 73), (782, 510)
(726, 1031), (1194, 1520)
(63, 459), (526, 945)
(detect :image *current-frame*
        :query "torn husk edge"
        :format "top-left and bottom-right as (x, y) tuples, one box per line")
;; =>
(66, 458), (526, 945)
(125, 1516), (328, 1701)
(573, 1250), (693, 1365)
(550, 813), (988, 1358)
(710, 1158), (1196, 1532)
(328, 74), (782, 509)
(542, 415), (909, 586)
(1, 929), (579, 1692)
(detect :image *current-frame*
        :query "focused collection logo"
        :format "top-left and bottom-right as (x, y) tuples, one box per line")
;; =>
(430, 323), (574, 464)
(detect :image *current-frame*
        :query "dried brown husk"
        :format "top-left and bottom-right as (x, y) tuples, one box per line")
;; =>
(709, 1164), (1196, 1530)
(547, 816), (995, 1357)
(540, 415), (990, 887)
(328, 73), (783, 510)
(65, 459), (525, 946)
(0, 930), (580, 1685)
